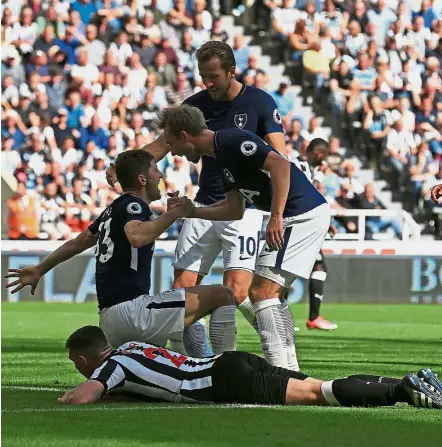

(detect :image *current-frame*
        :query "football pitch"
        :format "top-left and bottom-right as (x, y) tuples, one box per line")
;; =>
(2, 302), (441, 447)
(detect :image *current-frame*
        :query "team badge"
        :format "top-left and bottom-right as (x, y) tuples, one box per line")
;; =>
(240, 141), (258, 156)
(273, 108), (282, 125)
(234, 113), (247, 129)
(127, 202), (143, 214)
(223, 169), (235, 182)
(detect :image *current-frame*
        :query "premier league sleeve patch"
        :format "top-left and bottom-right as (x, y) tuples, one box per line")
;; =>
(273, 108), (282, 125)
(127, 202), (143, 215)
(240, 141), (258, 156)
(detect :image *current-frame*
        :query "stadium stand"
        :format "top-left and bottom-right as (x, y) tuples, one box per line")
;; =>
(1, 0), (441, 240)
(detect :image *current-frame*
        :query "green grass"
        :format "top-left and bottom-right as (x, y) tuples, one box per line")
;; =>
(2, 303), (442, 447)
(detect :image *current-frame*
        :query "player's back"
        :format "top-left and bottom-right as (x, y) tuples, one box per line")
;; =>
(91, 341), (221, 403)
(215, 128), (326, 217)
(89, 194), (154, 310)
(184, 85), (283, 205)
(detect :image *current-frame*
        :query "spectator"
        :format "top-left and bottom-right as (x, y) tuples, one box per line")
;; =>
(79, 114), (109, 151)
(165, 156), (194, 198)
(71, 47), (99, 88)
(148, 51), (177, 87)
(416, 96), (442, 156)
(322, 159), (341, 198)
(2, 47), (26, 86)
(33, 25), (56, 54)
(160, 37), (179, 66)
(11, 6), (39, 54)
(367, 0), (397, 45)
(363, 95), (391, 173)
(190, 12), (210, 48)
(177, 30), (197, 79)
(350, 0), (369, 31)
(345, 21), (365, 58)
(2, 74), (19, 107)
(139, 11), (162, 46)
(329, 60), (353, 115)
(351, 52), (377, 94)
(28, 91), (56, 125)
(1, 136), (21, 175)
(39, 182), (72, 240)
(339, 160), (365, 198)
(332, 183), (361, 234)
(84, 24), (106, 66)
(386, 115), (416, 190)
(135, 34), (157, 68)
(65, 177), (95, 232)
(71, 0), (97, 26)
(301, 116), (329, 142)
(413, 0), (437, 29)
(165, 70), (194, 105)
(321, 0), (346, 43)
(52, 136), (80, 170)
(193, 0), (212, 31)
(46, 70), (68, 111)
(68, 10), (86, 38)
(360, 183), (402, 239)
(409, 141), (438, 204)
(408, 16), (432, 59)
(287, 119), (305, 153)
(54, 27), (79, 66)
(109, 31), (133, 66)
(125, 112), (151, 145)
(21, 131), (47, 176)
(36, 5), (66, 37)
(1, 110), (26, 150)
(271, 79), (296, 128)
(233, 34), (250, 75)
(63, 90), (84, 129)
(7, 182), (40, 240)
(210, 16), (228, 42)
(289, 19), (312, 64)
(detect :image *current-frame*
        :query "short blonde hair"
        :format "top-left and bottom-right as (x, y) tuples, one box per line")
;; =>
(156, 105), (207, 136)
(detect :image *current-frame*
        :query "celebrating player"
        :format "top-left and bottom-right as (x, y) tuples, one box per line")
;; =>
(58, 325), (442, 410)
(158, 104), (331, 369)
(293, 138), (338, 331)
(106, 41), (293, 360)
(4, 150), (236, 354)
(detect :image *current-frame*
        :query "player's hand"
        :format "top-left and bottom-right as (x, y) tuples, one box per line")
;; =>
(4, 266), (42, 295)
(106, 163), (117, 188)
(328, 223), (338, 238)
(430, 184), (442, 204)
(174, 196), (195, 218)
(167, 191), (181, 211)
(266, 214), (284, 251)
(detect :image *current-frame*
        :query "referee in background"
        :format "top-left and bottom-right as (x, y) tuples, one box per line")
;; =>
(58, 326), (441, 409)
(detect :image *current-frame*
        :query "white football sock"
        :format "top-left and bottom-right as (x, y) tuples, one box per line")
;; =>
(253, 298), (288, 368)
(209, 305), (237, 354)
(237, 297), (259, 333)
(182, 318), (214, 357)
(280, 299), (300, 371)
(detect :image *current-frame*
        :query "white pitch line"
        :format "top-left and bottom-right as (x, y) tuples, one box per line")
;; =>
(2, 386), (64, 392)
(2, 404), (271, 414)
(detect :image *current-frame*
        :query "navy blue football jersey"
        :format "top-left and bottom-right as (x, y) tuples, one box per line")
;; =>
(89, 194), (154, 310)
(183, 85), (283, 205)
(214, 129), (326, 217)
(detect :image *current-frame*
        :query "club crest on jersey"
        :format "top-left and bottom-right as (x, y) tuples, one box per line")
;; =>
(127, 202), (142, 214)
(234, 113), (247, 129)
(273, 108), (282, 125)
(223, 169), (235, 183)
(240, 140), (258, 156)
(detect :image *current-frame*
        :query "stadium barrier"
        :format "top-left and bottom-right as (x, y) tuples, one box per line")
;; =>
(2, 240), (442, 305)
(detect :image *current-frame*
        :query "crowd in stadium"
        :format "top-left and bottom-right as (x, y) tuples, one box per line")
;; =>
(1, 0), (442, 240)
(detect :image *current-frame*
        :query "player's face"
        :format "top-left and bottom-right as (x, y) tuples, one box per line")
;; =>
(198, 57), (234, 101)
(144, 162), (163, 201)
(164, 127), (200, 164)
(68, 350), (93, 378)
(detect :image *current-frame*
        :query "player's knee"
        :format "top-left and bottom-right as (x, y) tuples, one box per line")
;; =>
(213, 285), (235, 307)
(224, 279), (249, 305)
(173, 269), (200, 288)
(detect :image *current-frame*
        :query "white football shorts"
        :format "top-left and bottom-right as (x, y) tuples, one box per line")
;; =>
(256, 204), (330, 288)
(99, 289), (186, 349)
(173, 205), (264, 275)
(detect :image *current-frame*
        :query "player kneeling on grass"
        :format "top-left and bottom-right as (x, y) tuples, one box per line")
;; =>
(4, 150), (236, 355)
(58, 325), (442, 410)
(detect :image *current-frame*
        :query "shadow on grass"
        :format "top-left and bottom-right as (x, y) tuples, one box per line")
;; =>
(2, 338), (65, 353)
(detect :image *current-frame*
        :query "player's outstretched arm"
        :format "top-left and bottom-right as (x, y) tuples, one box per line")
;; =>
(4, 229), (97, 295)
(191, 190), (245, 221)
(58, 380), (105, 405)
(124, 196), (195, 247)
(106, 134), (170, 187)
(263, 152), (290, 251)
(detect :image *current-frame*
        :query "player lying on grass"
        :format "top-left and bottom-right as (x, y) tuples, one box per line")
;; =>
(58, 325), (442, 410)
(4, 150), (236, 354)
(158, 105), (331, 369)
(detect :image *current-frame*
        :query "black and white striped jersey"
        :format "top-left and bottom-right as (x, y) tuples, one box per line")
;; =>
(292, 157), (324, 185)
(89, 341), (222, 403)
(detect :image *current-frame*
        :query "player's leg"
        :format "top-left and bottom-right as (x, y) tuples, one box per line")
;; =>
(216, 209), (263, 332)
(172, 216), (222, 357)
(306, 252), (338, 330)
(183, 285), (236, 354)
(249, 274), (291, 368)
(254, 204), (330, 369)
